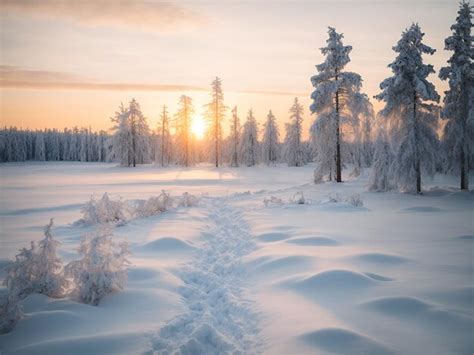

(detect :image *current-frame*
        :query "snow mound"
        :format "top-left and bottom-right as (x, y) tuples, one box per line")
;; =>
(363, 272), (394, 281)
(141, 237), (194, 254)
(354, 253), (407, 264)
(285, 269), (378, 296)
(429, 286), (474, 309)
(247, 255), (314, 277)
(286, 236), (339, 246)
(256, 232), (291, 243)
(363, 296), (431, 315)
(300, 328), (393, 355)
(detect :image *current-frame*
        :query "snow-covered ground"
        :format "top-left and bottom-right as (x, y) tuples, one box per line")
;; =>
(0, 162), (473, 354)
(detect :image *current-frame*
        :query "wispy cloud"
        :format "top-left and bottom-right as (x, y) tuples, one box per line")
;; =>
(0, 0), (208, 32)
(0, 65), (303, 96)
(0, 65), (207, 92)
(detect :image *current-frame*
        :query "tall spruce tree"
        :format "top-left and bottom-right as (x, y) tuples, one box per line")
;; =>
(204, 77), (227, 167)
(376, 24), (440, 193)
(310, 27), (369, 182)
(240, 109), (259, 167)
(262, 110), (280, 165)
(284, 98), (305, 167)
(439, 1), (473, 190)
(175, 95), (194, 167)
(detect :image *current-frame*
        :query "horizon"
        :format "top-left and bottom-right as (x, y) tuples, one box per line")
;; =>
(0, 0), (458, 139)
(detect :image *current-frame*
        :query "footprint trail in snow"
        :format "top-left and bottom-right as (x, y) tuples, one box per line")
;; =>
(151, 197), (262, 354)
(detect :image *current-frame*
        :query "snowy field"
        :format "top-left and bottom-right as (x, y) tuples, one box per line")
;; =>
(0, 162), (473, 354)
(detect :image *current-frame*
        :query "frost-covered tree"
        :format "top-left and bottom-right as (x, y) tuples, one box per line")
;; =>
(157, 105), (172, 166)
(110, 99), (151, 167)
(439, 1), (473, 190)
(79, 192), (130, 225)
(240, 109), (259, 166)
(376, 23), (440, 193)
(284, 98), (305, 167)
(310, 27), (368, 182)
(204, 77), (227, 167)
(262, 110), (280, 165)
(65, 227), (130, 306)
(34, 133), (45, 161)
(229, 106), (240, 167)
(369, 128), (393, 191)
(361, 114), (374, 167)
(3, 219), (67, 300)
(175, 95), (194, 166)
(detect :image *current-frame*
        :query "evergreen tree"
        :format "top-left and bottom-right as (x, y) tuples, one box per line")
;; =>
(240, 109), (259, 166)
(204, 77), (227, 167)
(229, 106), (240, 167)
(375, 23), (440, 193)
(310, 27), (367, 182)
(284, 98), (305, 167)
(157, 105), (172, 166)
(175, 95), (195, 166)
(439, 1), (473, 190)
(262, 110), (280, 165)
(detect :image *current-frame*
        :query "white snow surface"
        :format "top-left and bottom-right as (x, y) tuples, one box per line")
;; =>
(0, 162), (473, 354)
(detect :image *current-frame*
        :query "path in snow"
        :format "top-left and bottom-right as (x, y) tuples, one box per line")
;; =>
(151, 197), (262, 354)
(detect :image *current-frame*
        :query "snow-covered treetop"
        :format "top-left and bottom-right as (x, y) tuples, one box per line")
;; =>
(376, 23), (440, 116)
(439, 1), (473, 119)
(310, 27), (362, 115)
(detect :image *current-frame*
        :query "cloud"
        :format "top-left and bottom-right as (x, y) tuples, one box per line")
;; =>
(0, 0), (208, 32)
(0, 65), (207, 92)
(0, 65), (302, 96)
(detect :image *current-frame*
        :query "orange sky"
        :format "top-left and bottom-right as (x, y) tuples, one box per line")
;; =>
(0, 0), (456, 139)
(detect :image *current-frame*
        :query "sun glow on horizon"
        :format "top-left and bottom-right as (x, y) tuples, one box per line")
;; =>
(191, 115), (206, 139)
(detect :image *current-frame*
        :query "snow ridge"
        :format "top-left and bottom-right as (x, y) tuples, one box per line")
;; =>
(151, 198), (262, 354)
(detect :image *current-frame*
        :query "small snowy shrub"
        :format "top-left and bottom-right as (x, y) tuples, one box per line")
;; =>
(291, 191), (305, 204)
(177, 192), (199, 207)
(65, 227), (130, 306)
(328, 192), (342, 203)
(263, 196), (284, 207)
(79, 193), (129, 225)
(0, 291), (21, 334)
(3, 219), (68, 300)
(135, 190), (174, 218)
(348, 193), (364, 207)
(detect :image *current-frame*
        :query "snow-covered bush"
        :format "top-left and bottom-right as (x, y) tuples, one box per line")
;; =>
(177, 192), (199, 207)
(0, 291), (21, 334)
(347, 193), (364, 207)
(79, 193), (130, 225)
(3, 219), (68, 300)
(291, 191), (305, 205)
(328, 192), (364, 207)
(135, 190), (174, 218)
(263, 196), (284, 207)
(65, 227), (130, 306)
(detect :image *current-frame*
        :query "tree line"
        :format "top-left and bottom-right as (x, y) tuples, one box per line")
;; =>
(1, 2), (472, 192)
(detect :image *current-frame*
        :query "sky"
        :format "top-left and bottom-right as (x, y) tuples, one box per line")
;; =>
(0, 0), (459, 139)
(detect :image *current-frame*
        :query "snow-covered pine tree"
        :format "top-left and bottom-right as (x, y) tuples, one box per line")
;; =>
(204, 77), (227, 167)
(439, 1), (473, 190)
(262, 110), (280, 165)
(3, 219), (67, 300)
(229, 106), (240, 167)
(284, 98), (305, 167)
(175, 95), (195, 166)
(65, 227), (130, 306)
(369, 125), (393, 191)
(310, 27), (367, 182)
(375, 23), (440, 193)
(110, 103), (131, 166)
(157, 105), (172, 166)
(128, 99), (151, 167)
(240, 109), (259, 166)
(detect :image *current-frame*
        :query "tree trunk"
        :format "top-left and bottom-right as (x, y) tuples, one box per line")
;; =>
(460, 79), (469, 190)
(413, 91), (420, 193)
(215, 95), (219, 168)
(335, 70), (342, 183)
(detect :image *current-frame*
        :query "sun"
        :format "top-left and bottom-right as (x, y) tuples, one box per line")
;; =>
(191, 115), (206, 139)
